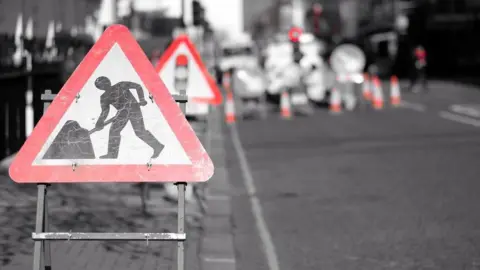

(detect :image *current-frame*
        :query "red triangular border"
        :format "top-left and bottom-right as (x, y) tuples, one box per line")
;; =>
(9, 25), (214, 183)
(155, 34), (223, 105)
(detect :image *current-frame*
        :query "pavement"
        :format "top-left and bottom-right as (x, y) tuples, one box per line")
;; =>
(224, 79), (480, 270)
(0, 108), (226, 270)
(0, 179), (194, 269)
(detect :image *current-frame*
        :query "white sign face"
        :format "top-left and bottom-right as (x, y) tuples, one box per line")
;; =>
(186, 101), (210, 115)
(330, 44), (366, 74)
(158, 43), (215, 100)
(32, 43), (191, 166)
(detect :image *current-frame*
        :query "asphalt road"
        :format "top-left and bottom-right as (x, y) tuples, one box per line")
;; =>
(225, 80), (480, 270)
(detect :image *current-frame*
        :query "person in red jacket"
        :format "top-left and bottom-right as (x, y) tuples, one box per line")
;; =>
(408, 45), (428, 92)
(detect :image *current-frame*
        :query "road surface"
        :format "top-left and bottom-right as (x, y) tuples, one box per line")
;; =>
(226, 80), (480, 270)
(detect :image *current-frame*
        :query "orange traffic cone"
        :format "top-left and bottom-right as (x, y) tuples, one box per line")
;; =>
(225, 91), (235, 124)
(362, 73), (372, 100)
(280, 91), (292, 119)
(372, 76), (384, 110)
(390, 75), (401, 106)
(329, 88), (342, 114)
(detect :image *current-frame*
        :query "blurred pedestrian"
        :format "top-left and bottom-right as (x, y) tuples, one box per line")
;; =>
(408, 44), (428, 93)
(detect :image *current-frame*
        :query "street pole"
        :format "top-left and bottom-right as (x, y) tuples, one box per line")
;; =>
(176, 0), (189, 36)
(291, 0), (304, 28)
(181, 0), (185, 27)
(339, 0), (358, 39)
(99, 0), (117, 31)
(177, 4), (187, 270)
(108, 0), (117, 28)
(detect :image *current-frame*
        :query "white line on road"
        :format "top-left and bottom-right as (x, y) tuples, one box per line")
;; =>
(398, 101), (427, 112)
(229, 123), (280, 270)
(203, 257), (236, 263)
(439, 111), (480, 127)
(449, 104), (480, 118)
(206, 195), (230, 201)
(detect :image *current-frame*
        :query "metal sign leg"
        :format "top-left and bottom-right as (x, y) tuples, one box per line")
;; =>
(176, 87), (187, 270)
(140, 183), (150, 215)
(33, 184), (49, 270)
(175, 182), (186, 270)
(43, 186), (52, 270)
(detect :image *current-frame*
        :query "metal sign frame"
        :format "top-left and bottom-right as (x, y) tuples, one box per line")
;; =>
(33, 89), (191, 270)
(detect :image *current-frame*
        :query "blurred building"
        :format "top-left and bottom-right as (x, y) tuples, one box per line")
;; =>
(244, 0), (276, 32)
(248, 0), (361, 46)
(358, 0), (480, 75)
(425, 0), (480, 73)
(0, 0), (99, 37)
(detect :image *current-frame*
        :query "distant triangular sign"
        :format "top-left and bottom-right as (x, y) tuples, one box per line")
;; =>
(9, 25), (214, 183)
(155, 34), (222, 105)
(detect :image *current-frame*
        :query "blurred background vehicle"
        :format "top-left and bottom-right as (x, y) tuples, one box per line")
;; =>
(217, 32), (258, 72)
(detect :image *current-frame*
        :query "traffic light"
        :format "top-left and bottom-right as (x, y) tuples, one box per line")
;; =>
(192, 0), (205, 26)
(289, 27), (303, 64)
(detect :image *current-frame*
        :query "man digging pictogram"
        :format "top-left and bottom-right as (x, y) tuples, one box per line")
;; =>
(94, 76), (165, 159)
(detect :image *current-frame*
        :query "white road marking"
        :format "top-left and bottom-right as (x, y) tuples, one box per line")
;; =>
(398, 101), (426, 112)
(449, 104), (480, 118)
(229, 123), (280, 270)
(439, 111), (480, 127)
(207, 195), (230, 201)
(203, 257), (236, 263)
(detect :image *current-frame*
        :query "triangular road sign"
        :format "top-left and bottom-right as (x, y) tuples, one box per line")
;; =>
(155, 34), (222, 105)
(9, 25), (214, 183)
